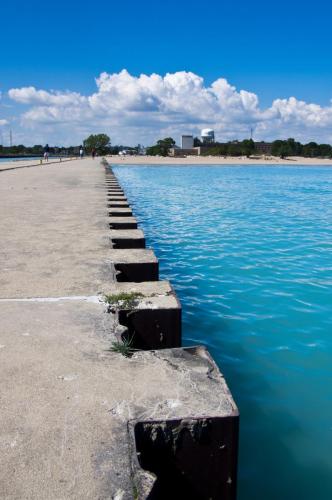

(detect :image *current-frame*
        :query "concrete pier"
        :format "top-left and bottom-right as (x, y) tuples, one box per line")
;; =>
(110, 249), (159, 282)
(105, 281), (181, 349)
(109, 208), (133, 217)
(108, 201), (130, 207)
(0, 158), (238, 499)
(109, 229), (146, 249)
(109, 216), (138, 229)
(108, 195), (128, 201)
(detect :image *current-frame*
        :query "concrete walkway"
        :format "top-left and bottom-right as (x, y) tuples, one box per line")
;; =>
(0, 159), (238, 499)
(0, 157), (78, 172)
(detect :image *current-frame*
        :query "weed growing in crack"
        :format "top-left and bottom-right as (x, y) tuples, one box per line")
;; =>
(104, 292), (144, 311)
(109, 335), (137, 357)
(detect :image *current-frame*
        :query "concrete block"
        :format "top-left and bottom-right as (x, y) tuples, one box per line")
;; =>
(108, 202), (130, 208)
(108, 195), (127, 201)
(128, 346), (239, 500)
(109, 249), (158, 281)
(109, 217), (137, 229)
(109, 208), (133, 217)
(105, 281), (181, 349)
(110, 229), (145, 249)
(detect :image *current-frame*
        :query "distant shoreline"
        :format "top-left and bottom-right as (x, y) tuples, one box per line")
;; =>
(1, 155), (332, 173)
(107, 155), (332, 166)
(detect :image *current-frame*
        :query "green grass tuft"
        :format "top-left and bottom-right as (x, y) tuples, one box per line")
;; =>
(104, 292), (144, 310)
(109, 335), (136, 357)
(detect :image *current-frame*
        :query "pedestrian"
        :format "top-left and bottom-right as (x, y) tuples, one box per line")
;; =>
(79, 146), (84, 159)
(43, 144), (49, 162)
(91, 148), (96, 159)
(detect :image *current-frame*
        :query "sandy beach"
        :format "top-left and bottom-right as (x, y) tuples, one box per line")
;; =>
(108, 155), (332, 166)
(1, 155), (332, 173)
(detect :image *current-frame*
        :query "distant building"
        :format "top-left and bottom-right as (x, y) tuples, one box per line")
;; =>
(169, 147), (198, 157)
(201, 129), (215, 144)
(254, 142), (273, 155)
(181, 135), (194, 149)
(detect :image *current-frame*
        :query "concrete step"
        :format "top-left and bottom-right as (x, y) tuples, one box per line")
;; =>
(109, 217), (137, 229)
(108, 195), (127, 201)
(109, 208), (133, 217)
(109, 249), (158, 281)
(104, 281), (181, 349)
(110, 229), (145, 249)
(108, 202), (130, 208)
(128, 346), (239, 500)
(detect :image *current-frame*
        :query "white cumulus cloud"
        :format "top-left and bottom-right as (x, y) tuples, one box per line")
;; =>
(7, 70), (332, 145)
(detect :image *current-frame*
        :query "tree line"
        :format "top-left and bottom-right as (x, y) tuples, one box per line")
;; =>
(2, 134), (332, 159)
(270, 138), (332, 158)
(146, 137), (332, 158)
(0, 134), (113, 157)
(199, 139), (332, 158)
(0, 134), (146, 157)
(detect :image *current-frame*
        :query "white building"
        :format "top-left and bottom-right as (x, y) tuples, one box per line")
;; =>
(181, 135), (194, 149)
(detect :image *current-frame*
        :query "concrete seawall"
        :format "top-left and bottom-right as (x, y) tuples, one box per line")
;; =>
(0, 158), (239, 499)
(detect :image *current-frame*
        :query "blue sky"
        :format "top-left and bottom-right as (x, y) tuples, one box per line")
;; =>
(1, 0), (332, 145)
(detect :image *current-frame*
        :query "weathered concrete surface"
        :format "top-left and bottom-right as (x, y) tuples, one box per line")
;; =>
(104, 280), (180, 310)
(109, 208), (133, 217)
(0, 160), (112, 298)
(110, 249), (159, 282)
(109, 217), (137, 229)
(0, 299), (133, 499)
(107, 195), (127, 201)
(0, 300), (237, 499)
(0, 157), (78, 172)
(108, 201), (130, 208)
(110, 229), (146, 249)
(128, 347), (239, 499)
(104, 281), (181, 349)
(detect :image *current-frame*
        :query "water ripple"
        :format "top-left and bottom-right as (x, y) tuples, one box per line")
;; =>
(114, 164), (332, 500)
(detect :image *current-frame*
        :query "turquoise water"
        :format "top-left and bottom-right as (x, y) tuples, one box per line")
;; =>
(0, 156), (41, 163)
(114, 165), (332, 500)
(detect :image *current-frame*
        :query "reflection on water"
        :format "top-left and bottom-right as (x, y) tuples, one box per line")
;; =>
(114, 165), (332, 500)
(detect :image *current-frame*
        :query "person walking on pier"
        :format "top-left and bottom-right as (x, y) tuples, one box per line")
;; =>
(91, 148), (96, 159)
(43, 144), (49, 162)
(79, 146), (84, 159)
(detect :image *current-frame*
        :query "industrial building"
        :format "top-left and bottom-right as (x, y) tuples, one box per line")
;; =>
(181, 135), (194, 149)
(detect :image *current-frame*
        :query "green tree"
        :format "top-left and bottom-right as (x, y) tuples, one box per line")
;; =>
(279, 145), (292, 159)
(302, 142), (319, 158)
(242, 139), (255, 157)
(318, 144), (332, 157)
(146, 137), (175, 156)
(227, 142), (242, 156)
(83, 134), (111, 155)
(193, 137), (202, 147)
